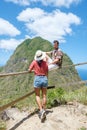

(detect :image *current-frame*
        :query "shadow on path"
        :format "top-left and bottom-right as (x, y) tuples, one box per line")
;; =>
(9, 110), (37, 130)
(9, 109), (53, 130)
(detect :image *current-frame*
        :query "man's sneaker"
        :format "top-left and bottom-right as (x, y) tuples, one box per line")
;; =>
(38, 109), (46, 122)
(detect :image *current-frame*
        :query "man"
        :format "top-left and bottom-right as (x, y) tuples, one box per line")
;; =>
(45, 40), (63, 70)
(28, 50), (48, 122)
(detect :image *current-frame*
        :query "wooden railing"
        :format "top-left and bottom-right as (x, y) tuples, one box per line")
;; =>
(0, 61), (87, 112)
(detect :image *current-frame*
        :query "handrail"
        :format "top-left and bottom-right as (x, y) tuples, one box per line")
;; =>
(0, 86), (55, 112)
(0, 79), (87, 112)
(0, 61), (87, 77)
(62, 62), (87, 68)
(0, 71), (29, 77)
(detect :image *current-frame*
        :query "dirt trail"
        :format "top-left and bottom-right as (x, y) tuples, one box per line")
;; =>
(6, 102), (87, 130)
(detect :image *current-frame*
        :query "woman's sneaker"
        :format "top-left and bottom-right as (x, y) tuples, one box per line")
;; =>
(38, 109), (46, 122)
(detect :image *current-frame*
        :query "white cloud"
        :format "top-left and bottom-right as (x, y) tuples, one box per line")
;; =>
(0, 18), (21, 37)
(17, 8), (81, 42)
(17, 8), (45, 22)
(5, 0), (81, 7)
(5, 0), (30, 6)
(34, 0), (81, 8)
(0, 39), (23, 50)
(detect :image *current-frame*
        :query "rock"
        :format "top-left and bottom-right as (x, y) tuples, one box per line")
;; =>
(0, 111), (10, 121)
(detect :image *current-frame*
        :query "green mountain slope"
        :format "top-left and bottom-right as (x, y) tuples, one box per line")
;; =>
(0, 37), (82, 107)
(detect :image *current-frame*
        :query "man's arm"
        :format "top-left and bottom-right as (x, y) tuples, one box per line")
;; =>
(46, 51), (52, 55)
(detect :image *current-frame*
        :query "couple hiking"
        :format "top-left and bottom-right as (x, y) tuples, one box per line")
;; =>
(28, 40), (63, 122)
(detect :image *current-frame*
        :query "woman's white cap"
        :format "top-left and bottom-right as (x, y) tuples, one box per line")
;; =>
(34, 50), (46, 61)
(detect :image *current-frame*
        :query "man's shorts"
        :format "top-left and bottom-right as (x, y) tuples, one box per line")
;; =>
(48, 64), (59, 70)
(34, 75), (48, 88)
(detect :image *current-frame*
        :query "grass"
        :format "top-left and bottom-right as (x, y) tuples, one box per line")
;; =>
(0, 120), (6, 130)
(47, 86), (87, 108)
(64, 86), (87, 105)
(78, 127), (87, 130)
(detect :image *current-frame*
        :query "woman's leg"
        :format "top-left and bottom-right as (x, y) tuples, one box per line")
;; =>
(34, 88), (42, 111)
(35, 87), (46, 122)
(44, 54), (52, 64)
(41, 87), (47, 110)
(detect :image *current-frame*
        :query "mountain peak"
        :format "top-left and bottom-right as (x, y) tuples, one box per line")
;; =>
(0, 37), (82, 109)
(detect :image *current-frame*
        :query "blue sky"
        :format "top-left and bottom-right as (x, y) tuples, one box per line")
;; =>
(0, 0), (87, 70)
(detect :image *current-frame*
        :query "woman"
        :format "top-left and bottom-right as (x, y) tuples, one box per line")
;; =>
(28, 50), (48, 122)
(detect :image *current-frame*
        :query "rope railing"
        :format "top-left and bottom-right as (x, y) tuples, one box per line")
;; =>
(0, 61), (87, 77)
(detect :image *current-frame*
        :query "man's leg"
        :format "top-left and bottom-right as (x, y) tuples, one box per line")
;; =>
(43, 53), (52, 64)
(48, 64), (59, 70)
(44, 54), (58, 70)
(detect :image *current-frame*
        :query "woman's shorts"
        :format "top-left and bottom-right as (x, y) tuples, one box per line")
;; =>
(34, 75), (48, 88)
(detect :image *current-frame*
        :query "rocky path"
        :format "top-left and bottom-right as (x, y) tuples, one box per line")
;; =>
(6, 102), (87, 130)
